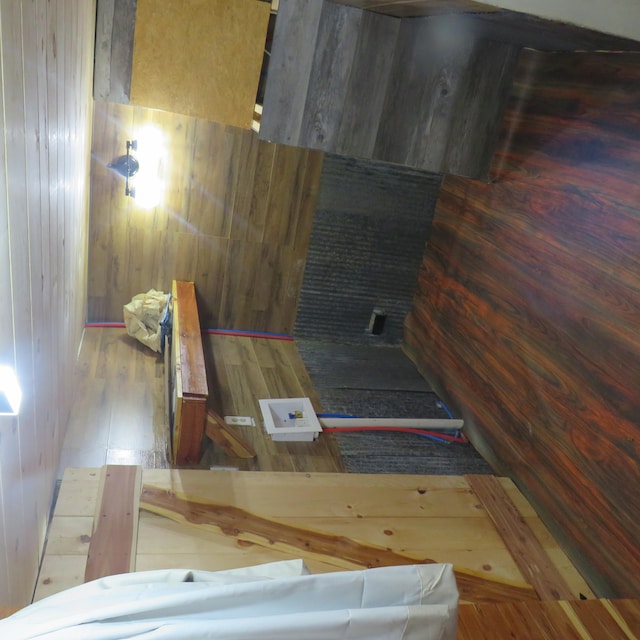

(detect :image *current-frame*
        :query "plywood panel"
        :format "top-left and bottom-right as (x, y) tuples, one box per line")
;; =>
(404, 50), (640, 597)
(130, 0), (269, 128)
(87, 101), (323, 333)
(0, 0), (95, 607)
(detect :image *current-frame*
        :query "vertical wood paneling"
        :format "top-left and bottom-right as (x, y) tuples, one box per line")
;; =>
(88, 102), (324, 334)
(405, 50), (640, 597)
(0, 0), (95, 606)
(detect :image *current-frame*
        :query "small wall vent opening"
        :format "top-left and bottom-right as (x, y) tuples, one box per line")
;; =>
(368, 308), (387, 335)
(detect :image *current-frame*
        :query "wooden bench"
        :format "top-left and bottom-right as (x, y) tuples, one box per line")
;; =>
(169, 280), (209, 465)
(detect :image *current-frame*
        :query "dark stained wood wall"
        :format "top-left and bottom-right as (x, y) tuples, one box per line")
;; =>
(88, 102), (323, 333)
(404, 50), (640, 597)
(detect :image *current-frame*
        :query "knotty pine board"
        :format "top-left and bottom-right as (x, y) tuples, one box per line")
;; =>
(34, 468), (592, 603)
(458, 599), (640, 639)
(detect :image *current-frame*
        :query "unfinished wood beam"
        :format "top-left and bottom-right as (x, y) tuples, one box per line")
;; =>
(466, 474), (575, 601)
(84, 465), (142, 583)
(205, 410), (256, 459)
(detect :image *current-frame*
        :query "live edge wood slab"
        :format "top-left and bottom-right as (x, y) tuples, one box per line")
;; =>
(170, 280), (208, 465)
(36, 468), (594, 605)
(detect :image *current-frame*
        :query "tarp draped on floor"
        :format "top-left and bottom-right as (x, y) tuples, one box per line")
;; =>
(1, 561), (458, 639)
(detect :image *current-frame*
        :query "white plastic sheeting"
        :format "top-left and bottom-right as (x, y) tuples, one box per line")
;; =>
(1, 561), (458, 639)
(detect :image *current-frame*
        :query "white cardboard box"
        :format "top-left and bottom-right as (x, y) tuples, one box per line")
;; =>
(259, 397), (322, 442)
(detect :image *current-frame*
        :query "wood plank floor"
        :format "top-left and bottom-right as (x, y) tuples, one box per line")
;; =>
(59, 327), (169, 477)
(458, 598), (640, 639)
(60, 328), (343, 476)
(202, 333), (344, 472)
(35, 468), (592, 604)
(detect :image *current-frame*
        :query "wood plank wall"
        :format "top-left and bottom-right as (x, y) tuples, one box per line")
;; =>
(88, 101), (323, 334)
(260, 0), (519, 178)
(0, 0), (95, 606)
(94, 0), (136, 104)
(404, 50), (640, 598)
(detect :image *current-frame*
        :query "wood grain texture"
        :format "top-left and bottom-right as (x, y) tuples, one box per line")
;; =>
(173, 282), (208, 397)
(202, 334), (344, 473)
(61, 328), (170, 474)
(261, 2), (518, 177)
(466, 475), (574, 601)
(140, 482), (537, 603)
(0, 0), (95, 607)
(130, 0), (269, 127)
(170, 282), (208, 465)
(205, 411), (257, 459)
(88, 101), (323, 333)
(35, 468), (594, 601)
(84, 465), (142, 582)
(332, 1), (640, 50)
(62, 329), (342, 475)
(404, 50), (640, 597)
(458, 599), (640, 640)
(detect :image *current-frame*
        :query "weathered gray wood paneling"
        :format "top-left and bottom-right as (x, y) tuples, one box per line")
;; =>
(94, 0), (136, 103)
(260, 0), (324, 145)
(299, 1), (363, 149)
(261, 0), (519, 178)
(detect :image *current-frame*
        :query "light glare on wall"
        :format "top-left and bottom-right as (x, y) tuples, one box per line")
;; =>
(133, 125), (167, 209)
(107, 125), (168, 210)
(0, 366), (22, 416)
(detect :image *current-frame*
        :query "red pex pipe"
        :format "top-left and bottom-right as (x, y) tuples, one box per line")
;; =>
(323, 426), (467, 443)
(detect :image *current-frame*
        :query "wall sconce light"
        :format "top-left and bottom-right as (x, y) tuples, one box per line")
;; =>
(107, 128), (166, 209)
(0, 366), (22, 416)
(108, 139), (139, 198)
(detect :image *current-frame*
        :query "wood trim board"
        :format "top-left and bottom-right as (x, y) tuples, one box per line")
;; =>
(84, 465), (142, 582)
(466, 474), (575, 601)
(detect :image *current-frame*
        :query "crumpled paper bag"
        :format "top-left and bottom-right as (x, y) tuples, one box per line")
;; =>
(123, 289), (171, 353)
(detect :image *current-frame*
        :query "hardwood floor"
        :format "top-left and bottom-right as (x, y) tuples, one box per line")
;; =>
(59, 328), (169, 478)
(202, 333), (344, 472)
(59, 328), (344, 477)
